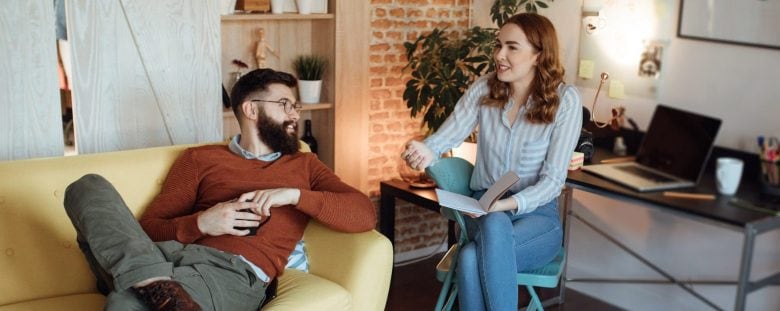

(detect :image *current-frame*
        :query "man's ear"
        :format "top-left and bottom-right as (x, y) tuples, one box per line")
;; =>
(241, 101), (257, 120)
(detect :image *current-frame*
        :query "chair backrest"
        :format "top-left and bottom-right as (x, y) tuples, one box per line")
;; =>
(426, 157), (475, 244)
(425, 157), (474, 196)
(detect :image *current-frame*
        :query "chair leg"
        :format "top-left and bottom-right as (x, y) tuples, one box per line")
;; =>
(435, 266), (458, 311)
(443, 284), (458, 311)
(526, 285), (543, 311)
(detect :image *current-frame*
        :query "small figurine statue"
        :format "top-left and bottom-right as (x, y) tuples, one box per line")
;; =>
(255, 28), (278, 68)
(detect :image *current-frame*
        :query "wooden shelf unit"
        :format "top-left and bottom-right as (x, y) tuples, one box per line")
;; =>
(221, 13), (335, 21)
(221, 11), (336, 167)
(219, 1), (369, 189)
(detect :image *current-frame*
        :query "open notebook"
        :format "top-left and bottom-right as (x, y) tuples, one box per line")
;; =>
(582, 105), (721, 192)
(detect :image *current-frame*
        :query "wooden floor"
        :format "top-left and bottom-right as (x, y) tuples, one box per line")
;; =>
(385, 252), (622, 311)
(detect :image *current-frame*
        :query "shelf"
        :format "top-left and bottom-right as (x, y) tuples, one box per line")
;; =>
(222, 103), (332, 118)
(221, 13), (334, 21)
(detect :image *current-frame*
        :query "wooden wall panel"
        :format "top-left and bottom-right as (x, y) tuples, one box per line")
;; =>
(0, 1), (63, 161)
(68, 0), (221, 154)
(334, 0), (370, 191)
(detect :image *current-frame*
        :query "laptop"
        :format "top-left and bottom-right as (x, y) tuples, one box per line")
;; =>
(582, 105), (722, 192)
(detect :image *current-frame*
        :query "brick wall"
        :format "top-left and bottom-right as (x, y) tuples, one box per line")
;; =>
(369, 0), (471, 254)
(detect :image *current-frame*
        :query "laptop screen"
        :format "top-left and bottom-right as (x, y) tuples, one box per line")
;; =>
(635, 105), (722, 182)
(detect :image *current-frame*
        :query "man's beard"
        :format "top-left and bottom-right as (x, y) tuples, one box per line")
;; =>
(256, 112), (299, 155)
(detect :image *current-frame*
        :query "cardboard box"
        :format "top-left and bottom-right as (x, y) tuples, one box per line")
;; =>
(236, 0), (270, 12)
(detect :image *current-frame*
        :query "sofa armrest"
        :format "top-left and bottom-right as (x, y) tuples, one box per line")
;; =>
(303, 222), (392, 311)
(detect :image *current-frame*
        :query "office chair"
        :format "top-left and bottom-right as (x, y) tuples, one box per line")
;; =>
(426, 157), (567, 311)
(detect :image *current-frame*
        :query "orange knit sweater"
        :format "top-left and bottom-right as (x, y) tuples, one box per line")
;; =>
(139, 145), (376, 279)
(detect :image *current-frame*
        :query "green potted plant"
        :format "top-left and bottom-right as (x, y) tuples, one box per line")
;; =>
(403, 0), (554, 134)
(292, 54), (328, 104)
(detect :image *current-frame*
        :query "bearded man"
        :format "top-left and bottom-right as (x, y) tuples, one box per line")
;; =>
(63, 69), (376, 310)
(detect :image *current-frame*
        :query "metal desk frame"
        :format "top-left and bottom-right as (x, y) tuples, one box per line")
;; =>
(564, 171), (780, 311)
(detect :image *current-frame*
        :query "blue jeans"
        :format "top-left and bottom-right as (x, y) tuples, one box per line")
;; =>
(456, 198), (562, 311)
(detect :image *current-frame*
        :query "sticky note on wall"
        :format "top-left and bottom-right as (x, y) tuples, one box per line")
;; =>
(578, 59), (594, 79)
(608, 80), (625, 99)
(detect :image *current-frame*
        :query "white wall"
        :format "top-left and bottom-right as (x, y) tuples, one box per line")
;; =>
(0, 1), (64, 160)
(474, 1), (780, 309)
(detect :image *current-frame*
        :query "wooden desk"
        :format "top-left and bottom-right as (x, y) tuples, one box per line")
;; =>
(379, 179), (456, 246)
(566, 149), (780, 311)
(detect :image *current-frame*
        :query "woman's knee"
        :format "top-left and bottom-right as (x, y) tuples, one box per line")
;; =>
(457, 243), (478, 272)
(478, 212), (513, 238)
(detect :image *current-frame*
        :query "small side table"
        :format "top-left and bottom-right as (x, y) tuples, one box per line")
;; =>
(379, 179), (456, 246)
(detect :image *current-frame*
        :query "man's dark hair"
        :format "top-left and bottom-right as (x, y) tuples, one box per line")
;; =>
(230, 68), (297, 118)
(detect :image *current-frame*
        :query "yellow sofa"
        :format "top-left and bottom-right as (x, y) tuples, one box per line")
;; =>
(0, 144), (393, 311)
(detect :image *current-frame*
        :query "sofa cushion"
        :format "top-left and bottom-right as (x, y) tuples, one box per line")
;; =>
(0, 294), (105, 311)
(264, 269), (351, 310)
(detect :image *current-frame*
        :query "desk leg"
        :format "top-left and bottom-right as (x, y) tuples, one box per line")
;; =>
(560, 186), (573, 304)
(447, 220), (456, 246)
(735, 224), (756, 311)
(380, 192), (395, 246)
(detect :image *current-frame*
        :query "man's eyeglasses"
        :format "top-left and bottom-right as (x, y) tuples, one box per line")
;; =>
(250, 99), (302, 114)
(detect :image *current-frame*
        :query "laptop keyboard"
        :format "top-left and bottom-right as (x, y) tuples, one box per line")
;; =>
(615, 165), (675, 183)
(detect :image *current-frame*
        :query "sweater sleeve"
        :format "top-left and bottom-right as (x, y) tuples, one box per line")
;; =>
(295, 155), (377, 232)
(139, 149), (204, 243)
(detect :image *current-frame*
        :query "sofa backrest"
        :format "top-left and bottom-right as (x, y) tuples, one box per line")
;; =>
(0, 144), (194, 306)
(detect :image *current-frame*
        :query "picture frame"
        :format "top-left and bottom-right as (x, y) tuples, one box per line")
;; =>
(677, 0), (780, 50)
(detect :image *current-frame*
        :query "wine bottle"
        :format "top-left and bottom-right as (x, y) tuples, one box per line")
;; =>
(301, 119), (318, 154)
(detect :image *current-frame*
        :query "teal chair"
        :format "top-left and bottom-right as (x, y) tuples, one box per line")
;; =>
(426, 157), (567, 311)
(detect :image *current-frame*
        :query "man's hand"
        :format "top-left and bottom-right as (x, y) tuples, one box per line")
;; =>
(237, 188), (301, 217)
(197, 201), (263, 236)
(401, 140), (435, 171)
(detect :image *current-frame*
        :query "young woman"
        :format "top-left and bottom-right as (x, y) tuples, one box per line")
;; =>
(401, 13), (582, 310)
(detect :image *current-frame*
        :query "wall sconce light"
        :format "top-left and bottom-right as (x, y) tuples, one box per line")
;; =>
(582, 10), (606, 35)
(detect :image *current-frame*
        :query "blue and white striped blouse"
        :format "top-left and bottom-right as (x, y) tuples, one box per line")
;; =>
(424, 75), (582, 215)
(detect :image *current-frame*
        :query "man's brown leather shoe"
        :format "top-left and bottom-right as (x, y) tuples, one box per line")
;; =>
(134, 280), (201, 311)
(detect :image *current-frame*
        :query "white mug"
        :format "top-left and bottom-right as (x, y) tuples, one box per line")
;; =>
(271, 0), (285, 14)
(716, 157), (743, 196)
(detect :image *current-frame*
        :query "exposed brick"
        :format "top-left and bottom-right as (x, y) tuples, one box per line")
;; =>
(386, 31), (403, 41)
(370, 43), (391, 52)
(371, 19), (393, 29)
(370, 0), (470, 256)
(431, 21), (453, 28)
(384, 54), (398, 63)
(368, 156), (388, 166)
(369, 112), (390, 121)
(407, 9), (423, 18)
(385, 77), (404, 87)
(371, 89), (392, 99)
(369, 66), (388, 75)
(386, 121), (403, 131)
(389, 8), (405, 18)
(398, 0), (429, 5)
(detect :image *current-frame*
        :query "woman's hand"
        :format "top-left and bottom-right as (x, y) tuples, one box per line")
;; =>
(237, 188), (301, 217)
(401, 140), (435, 170)
(488, 197), (517, 213)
